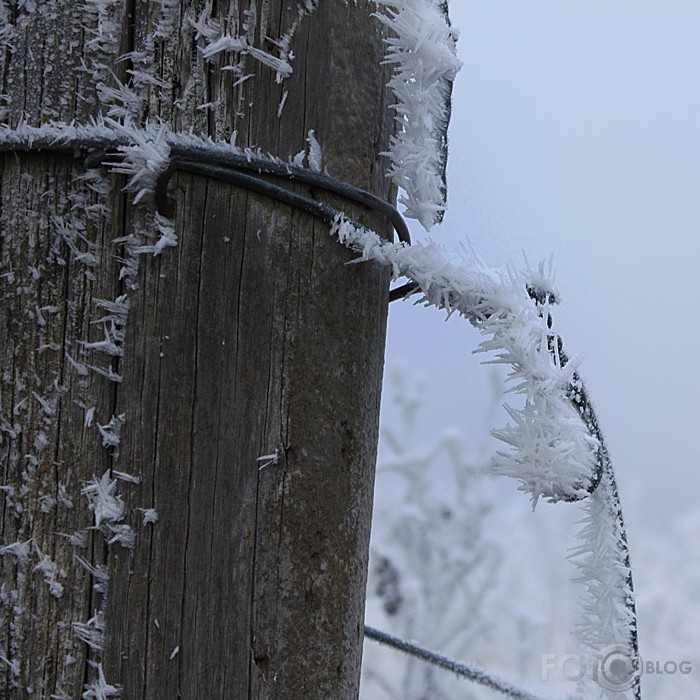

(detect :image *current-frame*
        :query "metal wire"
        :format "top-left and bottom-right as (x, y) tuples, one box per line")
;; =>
(0, 134), (411, 245)
(363, 626), (558, 700)
(166, 145), (412, 245)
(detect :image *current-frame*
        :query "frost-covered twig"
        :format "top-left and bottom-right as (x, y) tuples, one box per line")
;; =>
(374, 0), (461, 229)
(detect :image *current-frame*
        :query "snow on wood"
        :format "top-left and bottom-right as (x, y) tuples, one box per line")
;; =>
(81, 663), (121, 700)
(374, 0), (461, 230)
(306, 129), (322, 172)
(96, 414), (125, 452)
(138, 508), (158, 525)
(81, 472), (133, 548)
(33, 544), (66, 599)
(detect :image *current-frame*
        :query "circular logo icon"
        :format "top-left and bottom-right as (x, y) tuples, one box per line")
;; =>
(593, 644), (640, 692)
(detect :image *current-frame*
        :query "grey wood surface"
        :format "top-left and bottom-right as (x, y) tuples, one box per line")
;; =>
(0, 1), (394, 697)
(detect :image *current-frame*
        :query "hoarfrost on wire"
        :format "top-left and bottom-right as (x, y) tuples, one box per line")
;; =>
(330, 215), (638, 698)
(0, 119), (328, 215)
(331, 213), (599, 508)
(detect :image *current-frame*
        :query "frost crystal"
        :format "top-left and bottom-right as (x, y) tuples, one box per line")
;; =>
(81, 471), (134, 549)
(0, 653), (19, 677)
(131, 213), (177, 256)
(73, 611), (104, 652)
(81, 663), (121, 699)
(75, 556), (109, 594)
(97, 414), (126, 457)
(82, 472), (125, 528)
(33, 545), (65, 599)
(306, 129), (322, 172)
(374, 0), (461, 229)
(330, 214), (639, 699)
(0, 540), (31, 564)
(193, 11), (293, 84)
(138, 508), (159, 525)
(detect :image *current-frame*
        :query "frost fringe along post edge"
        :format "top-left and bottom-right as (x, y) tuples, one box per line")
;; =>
(374, 0), (461, 230)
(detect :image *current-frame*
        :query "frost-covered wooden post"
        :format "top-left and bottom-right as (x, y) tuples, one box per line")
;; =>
(0, 2), (395, 698)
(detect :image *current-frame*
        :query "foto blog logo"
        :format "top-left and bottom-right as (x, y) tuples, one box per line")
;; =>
(542, 644), (693, 692)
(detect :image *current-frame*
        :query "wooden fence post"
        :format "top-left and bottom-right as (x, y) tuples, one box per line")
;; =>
(0, 2), (393, 697)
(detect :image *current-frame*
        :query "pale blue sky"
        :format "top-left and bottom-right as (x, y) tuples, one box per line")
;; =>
(382, 1), (700, 532)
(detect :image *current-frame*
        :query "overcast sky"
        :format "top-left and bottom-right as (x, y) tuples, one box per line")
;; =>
(381, 1), (700, 534)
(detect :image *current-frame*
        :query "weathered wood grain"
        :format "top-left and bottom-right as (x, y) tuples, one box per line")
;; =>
(1, 1), (394, 698)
